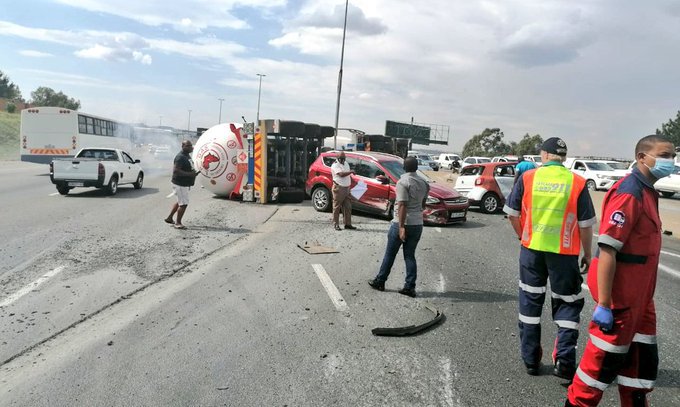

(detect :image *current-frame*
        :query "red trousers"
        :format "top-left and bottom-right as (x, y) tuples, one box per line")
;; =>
(567, 299), (658, 407)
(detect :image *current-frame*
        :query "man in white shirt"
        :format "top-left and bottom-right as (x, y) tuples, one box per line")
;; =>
(330, 152), (356, 230)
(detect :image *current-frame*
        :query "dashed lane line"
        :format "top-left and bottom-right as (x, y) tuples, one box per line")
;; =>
(312, 264), (349, 312)
(435, 227), (442, 233)
(0, 266), (65, 308)
(438, 273), (446, 294)
(658, 263), (680, 279)
(48, 192), (59, 196)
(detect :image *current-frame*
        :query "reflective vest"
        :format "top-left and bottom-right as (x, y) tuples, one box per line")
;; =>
(520, 164), (586, 255)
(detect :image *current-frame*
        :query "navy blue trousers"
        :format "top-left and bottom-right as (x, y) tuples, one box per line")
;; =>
(518, 246), (585, 368)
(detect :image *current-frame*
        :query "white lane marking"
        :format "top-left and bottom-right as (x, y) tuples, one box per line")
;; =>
(312, 264), (349, 312)
(166, 191), (176, 198)
(435, 227), (442, 233)
(661, 250), (680, 259)
(438, 273), (446, 294)
(440, 357), (460, 407)
(659, 263), (680, 279)
(581, 283), (589, 291)
(48, 192), (59, 196)
(0, 266), (65, 307)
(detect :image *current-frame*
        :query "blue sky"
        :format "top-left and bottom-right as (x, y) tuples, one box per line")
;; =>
(2, 0), (680, 157)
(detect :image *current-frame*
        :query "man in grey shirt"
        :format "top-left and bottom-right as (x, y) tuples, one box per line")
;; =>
(368, 156), (430, 297)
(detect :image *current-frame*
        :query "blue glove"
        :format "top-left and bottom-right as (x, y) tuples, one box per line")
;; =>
(593, 305), (613, 332)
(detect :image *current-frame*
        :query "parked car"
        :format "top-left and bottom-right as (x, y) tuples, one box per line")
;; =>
(564, 158), (621, 191)
(523, 155), (542, 165)
(436, 153), (462, 170)
(491, 155), (518, 162)
(595, 160), (630, 178)
(454, 162), (516, 213)
(50, 147), (144, 195)
(411, 153), (440, 171)
(461, 156), (492, 168)
(306, 151), (470, 225)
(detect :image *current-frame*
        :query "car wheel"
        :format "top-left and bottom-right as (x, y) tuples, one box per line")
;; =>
(133, 172), (144, 189)
(660, 191), (675, 198)
(586, 179), (597, 191)
(56, 185), (70, 195)
(107, 175), (118, 195)
(480, 192), (500, 214)
(311, 186), (331, 212)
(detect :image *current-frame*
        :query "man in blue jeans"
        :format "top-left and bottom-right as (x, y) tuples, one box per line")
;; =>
(368, 156), (430, 297)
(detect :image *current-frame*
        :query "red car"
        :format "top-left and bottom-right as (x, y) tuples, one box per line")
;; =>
(454, 162), (517, 213)
(305, 151), (470, 225)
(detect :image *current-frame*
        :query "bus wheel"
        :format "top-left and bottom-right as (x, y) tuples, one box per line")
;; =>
(107, 175), (118, 195)
(56, 185), (70, 195)
(133, 173), (144, 189)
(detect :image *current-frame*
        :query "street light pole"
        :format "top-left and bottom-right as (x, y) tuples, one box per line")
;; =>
(218, 98), (225, 124)
(333, 0), (349, 150)
(187, 109), (192, 131)
(256, 73), (266, 123)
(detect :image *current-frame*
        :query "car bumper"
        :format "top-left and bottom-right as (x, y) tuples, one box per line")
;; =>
(423, 202), (469, 225)
(456, 187), (487, 203)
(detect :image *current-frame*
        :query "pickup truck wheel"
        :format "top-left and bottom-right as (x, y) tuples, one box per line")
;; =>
(660, 191), (675, 198)
(480, 192), (500, 214)
(311, 186), (331, 212)
(586, 179), (597, 191)
(133, 173), (144, 189)
(107, 175), (119, 195)
(56, 185), (70, 195)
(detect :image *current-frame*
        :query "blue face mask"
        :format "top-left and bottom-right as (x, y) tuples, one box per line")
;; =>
(644, 154), (675, 179)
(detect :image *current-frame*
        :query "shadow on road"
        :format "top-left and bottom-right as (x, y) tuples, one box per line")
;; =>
(417, 288), (517, 303)
(657, 369), (680, 388)
(63, 187), (159, 198)
(185, 225), (252, 234)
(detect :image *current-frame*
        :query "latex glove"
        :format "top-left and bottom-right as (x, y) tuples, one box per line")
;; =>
(592, 305), (613, 332)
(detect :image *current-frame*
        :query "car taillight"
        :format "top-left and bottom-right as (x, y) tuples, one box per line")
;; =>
(49, 162), (53, 175)
(98, 163), (105, 177)
(475, 178), (483, 186)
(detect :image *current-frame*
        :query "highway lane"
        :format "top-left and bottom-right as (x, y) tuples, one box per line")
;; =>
(1, 163), (679, 406)
(1, 192), (678, 406)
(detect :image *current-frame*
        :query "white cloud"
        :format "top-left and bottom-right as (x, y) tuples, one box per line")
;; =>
(19, 50), (53, 58)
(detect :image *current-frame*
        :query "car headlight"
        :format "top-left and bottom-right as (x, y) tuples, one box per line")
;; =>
(426, 195), (441, 204)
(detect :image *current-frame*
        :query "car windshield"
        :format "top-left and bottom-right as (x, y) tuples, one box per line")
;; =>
(381, 159), (432, 182)
(417, 155), (431, 161)
(478, 158), (491, 163)
(606, 162), (628, 170)
(586, 162), (614, 171)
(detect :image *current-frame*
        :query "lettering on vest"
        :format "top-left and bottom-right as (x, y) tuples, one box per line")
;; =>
(563, 213), (576, 249)
(534, 181), (568, 194)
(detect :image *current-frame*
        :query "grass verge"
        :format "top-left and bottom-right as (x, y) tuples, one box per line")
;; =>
(0, 111), (20, 161)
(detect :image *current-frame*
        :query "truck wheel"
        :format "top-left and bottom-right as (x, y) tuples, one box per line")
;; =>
(661, 191), (675, 198)
(107, 175), (119, 195)
(312, 186), (331, 212)
(586, 180), (597, 191)
(480, 192), (500, 214)
(133, 173), (144, 189)
(56, 185), (70, 195)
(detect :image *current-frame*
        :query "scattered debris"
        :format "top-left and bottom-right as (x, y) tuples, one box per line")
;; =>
(663, 229), (673, 236)
(107, 341), (114, 346)
(297, 241), (339, 254)
(371, 304), (445, 337)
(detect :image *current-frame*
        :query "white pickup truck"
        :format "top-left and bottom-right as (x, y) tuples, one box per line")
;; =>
(564, 158), (622, 191)
(50, 148), (144, 195)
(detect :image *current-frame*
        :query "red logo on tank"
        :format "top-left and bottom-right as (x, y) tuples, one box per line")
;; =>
(202, 152), (220, 170)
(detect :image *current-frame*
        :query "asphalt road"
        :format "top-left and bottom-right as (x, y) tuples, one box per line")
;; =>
(0, 162), (679, 406)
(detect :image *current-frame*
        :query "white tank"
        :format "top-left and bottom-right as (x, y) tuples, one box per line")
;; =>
(192, 123), (249, 197)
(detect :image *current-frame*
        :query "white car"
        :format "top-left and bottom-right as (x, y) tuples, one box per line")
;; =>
(491, 155), (518, 162)
(564, 158), (622, 191)
(595, 160), (630, 178)
(461, 156), (491, 168)
(523, 155), (542, 166)
(436, 153), (462, 170)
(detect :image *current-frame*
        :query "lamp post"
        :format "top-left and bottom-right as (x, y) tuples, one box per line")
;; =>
(256, 73), (266, 123)
(187, 109), (192, 131)
(218, 98), (225, 124)
(333, 0), (349, 150)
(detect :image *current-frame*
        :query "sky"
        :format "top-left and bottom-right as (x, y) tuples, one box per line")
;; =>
(1, 0), (680, 158)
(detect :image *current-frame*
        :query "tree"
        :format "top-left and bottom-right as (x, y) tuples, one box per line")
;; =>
(30, 86), (81, 110)
(656, 111), (680, 147)
(0, 70), (22, 101)
(515, 133), (544, 156)
(462, 128), (510, 157)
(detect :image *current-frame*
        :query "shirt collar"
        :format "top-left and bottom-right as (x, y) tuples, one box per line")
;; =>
(541, 161), (564, 167)
(631, 165), (655, 190)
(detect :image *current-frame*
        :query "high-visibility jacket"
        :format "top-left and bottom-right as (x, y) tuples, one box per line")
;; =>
(520, 165), (586, 255)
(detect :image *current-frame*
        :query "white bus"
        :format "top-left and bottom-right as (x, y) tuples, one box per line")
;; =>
(20, 107), (133, 164)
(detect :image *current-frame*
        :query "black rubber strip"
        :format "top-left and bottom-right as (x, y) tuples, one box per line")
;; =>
(371, 304), (445, 336)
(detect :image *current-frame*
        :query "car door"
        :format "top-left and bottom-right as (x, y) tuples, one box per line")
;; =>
(493, 164), (516, 199)
(348, 156), (390, 213)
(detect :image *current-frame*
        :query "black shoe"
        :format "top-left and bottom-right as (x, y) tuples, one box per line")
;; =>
(525, 362), (540, 376)
(368, 279), (385, 291)
(398, 287), (416, 298)
(334, 224), (342, 231)
(344, 225), (357, 230)
(553, 361), (575, 381)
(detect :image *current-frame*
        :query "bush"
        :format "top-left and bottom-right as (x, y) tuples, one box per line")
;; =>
(6, 103), (16, 113)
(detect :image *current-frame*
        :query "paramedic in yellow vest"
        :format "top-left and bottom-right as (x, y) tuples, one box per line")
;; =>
(503, 137), (597, 381)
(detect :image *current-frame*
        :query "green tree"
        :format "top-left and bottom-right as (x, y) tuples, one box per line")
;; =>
(515, 133), (544, 155)
(30, 86), (81, 110)
(0, 70), (22, 101)
(656, 111), (680, 147)
(462, 128), (510, 157)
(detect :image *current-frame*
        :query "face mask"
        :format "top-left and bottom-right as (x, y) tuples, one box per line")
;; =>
(644, 154), (675, 179)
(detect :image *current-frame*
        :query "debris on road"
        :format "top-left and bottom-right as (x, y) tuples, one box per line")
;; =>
(297, 241), (339, 254)
(371, 304), (445, 337)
